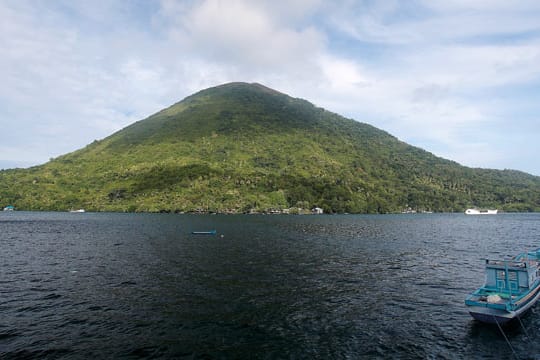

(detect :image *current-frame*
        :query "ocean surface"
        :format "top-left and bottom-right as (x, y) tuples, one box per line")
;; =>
(2, 212), (540, 359)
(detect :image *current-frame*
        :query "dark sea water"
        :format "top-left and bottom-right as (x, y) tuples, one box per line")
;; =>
(2, 212), (540, 359)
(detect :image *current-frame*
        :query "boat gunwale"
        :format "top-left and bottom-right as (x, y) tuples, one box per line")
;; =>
(466, 283), (540, 309)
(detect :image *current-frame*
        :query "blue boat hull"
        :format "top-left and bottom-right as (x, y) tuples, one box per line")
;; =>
(468, 308), (515, 324)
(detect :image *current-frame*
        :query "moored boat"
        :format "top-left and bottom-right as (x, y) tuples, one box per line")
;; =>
(465, 208), (498, 215)
(3, 205), (14, 211)
(191, 230), (217, 235)
(465, 249), (540, 324)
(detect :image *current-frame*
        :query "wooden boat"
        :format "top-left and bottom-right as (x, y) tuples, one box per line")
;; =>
(465, 249), (540, 324)
(191, 230), (217, 235)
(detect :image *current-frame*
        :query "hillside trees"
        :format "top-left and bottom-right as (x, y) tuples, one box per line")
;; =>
(1, 82), (539, 213)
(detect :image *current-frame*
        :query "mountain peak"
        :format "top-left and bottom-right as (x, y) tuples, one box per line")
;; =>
(187, 82), (287, 102)
(209, 82), (283, 93)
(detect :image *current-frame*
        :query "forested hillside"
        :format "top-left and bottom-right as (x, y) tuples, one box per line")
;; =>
(1, 82), (539, 213)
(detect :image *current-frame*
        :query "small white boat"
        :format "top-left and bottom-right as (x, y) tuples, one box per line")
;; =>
(3, 205), (14, 211)
(69, 209), (85, 213)
(465, 208), (498, 215)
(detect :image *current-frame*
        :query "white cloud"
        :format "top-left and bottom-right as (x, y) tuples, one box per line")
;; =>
(318, 55), (367, 92)
(159, 0), (326, 78)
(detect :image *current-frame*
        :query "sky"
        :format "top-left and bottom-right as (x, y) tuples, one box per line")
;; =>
(1, 0), (540, 175)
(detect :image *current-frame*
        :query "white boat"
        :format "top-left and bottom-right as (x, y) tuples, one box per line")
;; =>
(465, 208), (498, 215)
(3, 205), (14, 211)
(69, 209), (85, 213)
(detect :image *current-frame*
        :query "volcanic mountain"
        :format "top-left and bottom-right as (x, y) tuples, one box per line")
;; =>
(1, 82), (539, 213)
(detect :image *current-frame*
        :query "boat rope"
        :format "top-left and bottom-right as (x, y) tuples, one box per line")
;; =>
(493, 316), (519, 360)
(516, 314), (532, 342)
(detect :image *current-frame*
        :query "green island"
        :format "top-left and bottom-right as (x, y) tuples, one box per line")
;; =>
(1, 82), (539, 213)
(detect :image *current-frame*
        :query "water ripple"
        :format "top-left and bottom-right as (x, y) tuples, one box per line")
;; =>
(1, 212), (540, 358)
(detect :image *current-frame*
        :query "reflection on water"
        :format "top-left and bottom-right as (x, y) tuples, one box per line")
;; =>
(1, 212), (540, 358)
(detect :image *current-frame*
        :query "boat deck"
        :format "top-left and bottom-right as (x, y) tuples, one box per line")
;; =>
(467, 284), (524, 303)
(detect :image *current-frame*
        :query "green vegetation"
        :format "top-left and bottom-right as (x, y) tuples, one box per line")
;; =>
(1, 82), (540, 213)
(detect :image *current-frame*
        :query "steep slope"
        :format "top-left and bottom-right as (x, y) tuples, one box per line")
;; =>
(1, 82), (540, 213)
